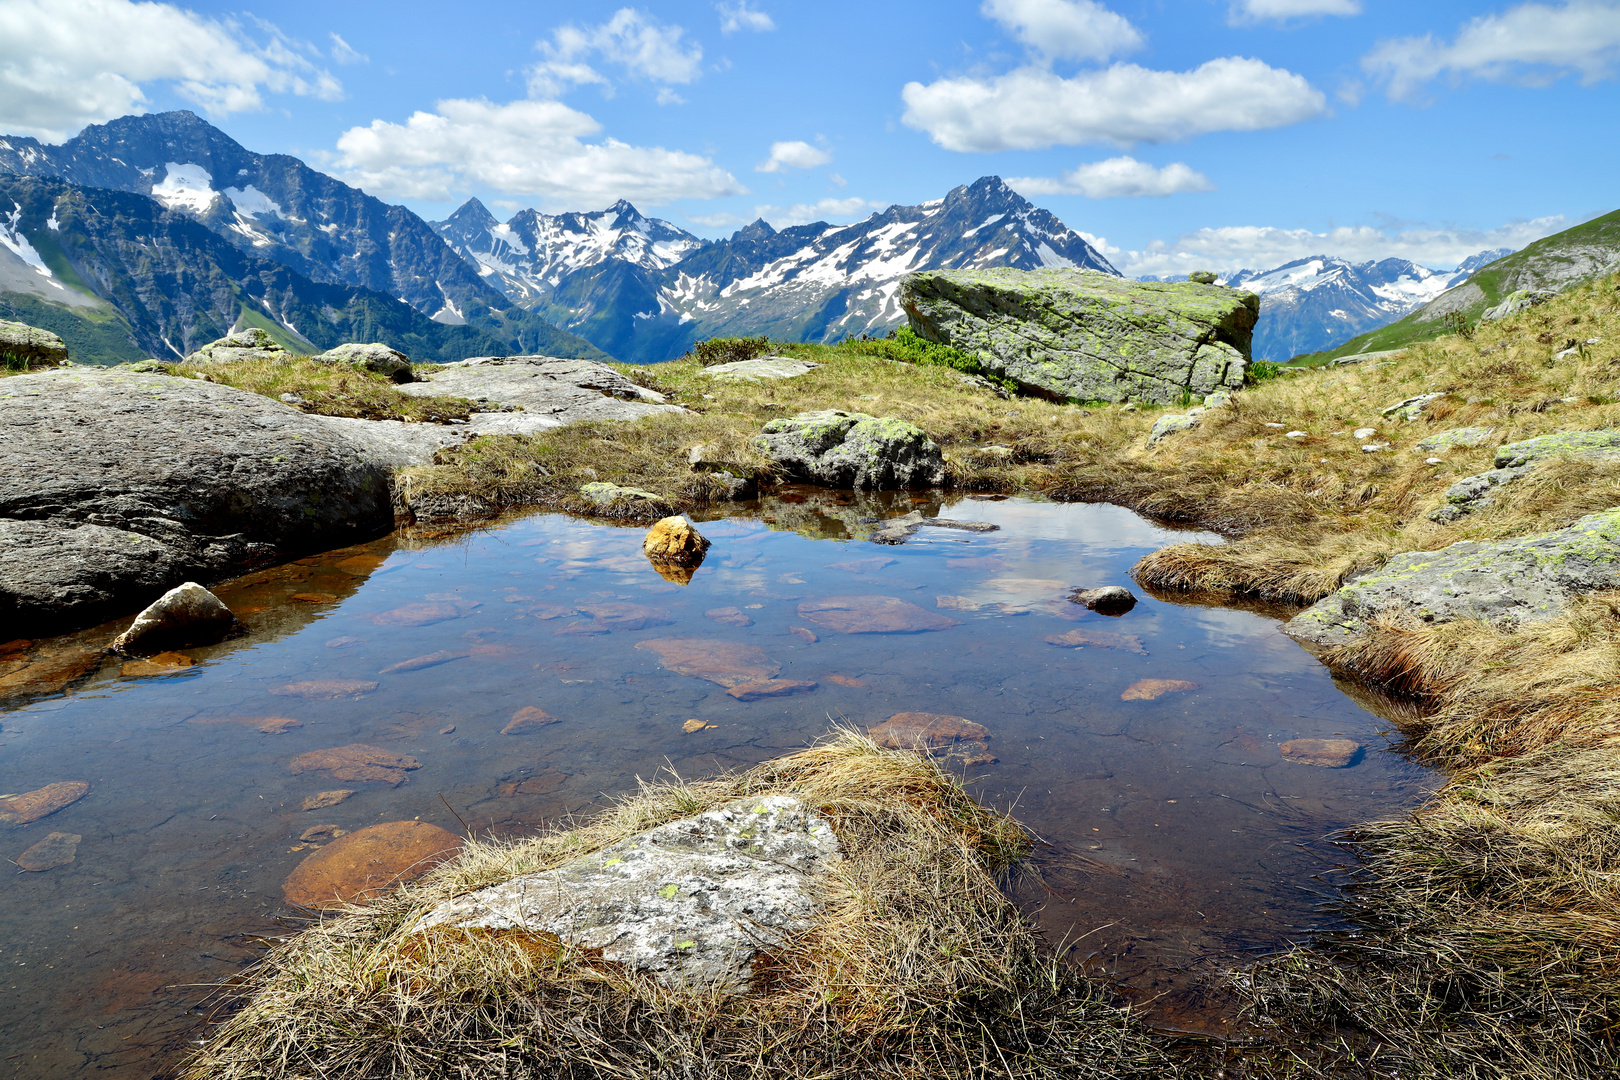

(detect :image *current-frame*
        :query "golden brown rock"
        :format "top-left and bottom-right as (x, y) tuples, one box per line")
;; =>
(301, 789), (355, 811)
(635, 638), (780, 687)
(867, 713), (995, 765)
(1279, 738), (1363, 768)
(788, 626), (818, 643)
(281, 821), (462, 908)
(271, 679), (378, 699)
(502, 707), (561, 734)
(643, 516), (711, 566)
(16, 832), (80, 871)
(726, 678), (818, 701)
(299, 824), (349, 843)
(289, 745), (421, 786)
(119, 651), (194, 677)
(0, 781), (90, 824)
(378, 651), (468, 675)
(797, 596), (960, 634)
(682, 718), (709, 733)
(1120, 678), (1199, 701)
(1044, 629), (1147, 654)
(0, 648), (102, 699)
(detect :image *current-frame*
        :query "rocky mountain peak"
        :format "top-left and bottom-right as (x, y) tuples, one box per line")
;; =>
(733, 218), (777, 243)
(445, 197), (499, 231)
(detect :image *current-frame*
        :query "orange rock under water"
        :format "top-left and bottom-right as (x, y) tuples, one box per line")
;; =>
(726, 678), (817, 701)
(289, 745), (421, 786)
(1044, 629), (1147, 655)
(797, 596), (960, 635)
(635, 638), (780, 688)
(643, 516), (711, 566)
(867, 713), (996, 765)
(301, 789), (355, 811)
(502, 707), (561, 734)
(281, 821), (463, 908)
(271, 679), (378, 699)
(1120, 678), (1199, 701)
(0, 781), (90, 824)
(16, 832), (81, 871)
(0, 648), (102, 699)
(1279, 738), (1364, 768)
(119, 651), (194, 677)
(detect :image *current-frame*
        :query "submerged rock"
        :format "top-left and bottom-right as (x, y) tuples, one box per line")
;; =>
(502, 707), (561, 734)
(0, 647), (102, 700)
(412, 796), (841, 993)
(1068, 586), (1138, 614)
(1044, 628), (1147, 654)
(726, 678), (817, 701)
(184, 327), (290, 365)
(636, 638), (781, 687)
(119, 651), (195, 677)
(577, 602), (674, 631)
(1120, 678), (1198, 701)
(901, 268), (1258, 405)
(0, 781), (89, 824)
(1288, 508), (1620, 647)
(704, 606), (755, 627)
(0, 318), (69, 369)
(643, 516), (710, 567)
(271, 679), (378, 700)
(869, 511), (997, 545)
(753, 410), (946, 490)
(16, 831), (81, 871)
(316, 342), (414, 382)
(867, 713), (996, 765)
(289, 744), (420, 786)
(112, 582), (235, 653)
(1279, 738), (1363, 768)
(283, 821), (463, 909)
(301, 790), (355, 811)
(796, 595), (961, 634)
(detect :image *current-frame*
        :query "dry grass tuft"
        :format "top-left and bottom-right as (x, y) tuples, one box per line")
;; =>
(174, 356), (478, 423)
(184, 733), (1166, 1080)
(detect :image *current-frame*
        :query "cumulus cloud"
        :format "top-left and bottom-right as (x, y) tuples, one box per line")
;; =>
(1231, 0), (1361, 21)
(755, 196), (885, 227)
(718, 1), (775, 32)
(1009, 156), (1213, 198)
(902, 58), (1326, 152)
(1116, 216), (1569, 277)
(981, 0), (1142, 62)
(756, 140), (832, 173)
(330, 97), (745, 208)
(329, 32), (368, 65)
(529, 8), (702, 97)
(0, 0), (341, 142)
(1364, 1), (1620, 101)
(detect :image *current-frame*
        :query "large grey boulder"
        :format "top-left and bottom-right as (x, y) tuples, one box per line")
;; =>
(900, 268), (1259, 405)
(754, 410), (945, 489)
(412, 795), (842, 993)
(400, 356), (680, 427)
(316, 342), (414, 382)
(184, 327), (291, 364)
(1433, 429), (1620, 521)
(0, 369), (391, 635)
(1286, 508), (1620, 647)
(0, 318), (68, 369)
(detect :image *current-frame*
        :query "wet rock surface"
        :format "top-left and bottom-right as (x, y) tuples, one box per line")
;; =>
(289, 745), (421, 786)
(725, 678), (817, 701)
(754, 410), (946, 489)
(901, 268), (1258, 405)
(112, 582), (234, 653)
(271, 679), (378, 699)
(796, 595), (961, 634)
(412, 796), (841, 993)
(300, 790), (356, 812)
(283, 821), (463, 909)
(636, 638), (781, 687)
(1279, 738), (1363, 768)
(869, 511), (997, 545)
(867, 713), (996, 765)
(0, 647), (102, 700)
(1288, 508), (1620, 647)
(0, 369), (391, 635)
(0, 781), (89, 824)
(1121, 678), (1199, 701)
(1068, 586), (1138, 614)
(16, 832), (81, 871)
(502, 707), (561, 734)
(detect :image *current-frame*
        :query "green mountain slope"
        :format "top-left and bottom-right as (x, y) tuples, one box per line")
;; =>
(1309, 208), (1620, 362)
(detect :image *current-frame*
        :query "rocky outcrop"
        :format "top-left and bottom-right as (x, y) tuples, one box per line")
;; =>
(184, 327), (290, 364)
(111, 582), (235, 653)
(901, 268), (1258, 405)
(316, 342), (414, 382)
(702, 356), (820, 381)
(1433, 429), (1620, 522)
(753, 410), (946, 489)
(1287, 508), (1620, 647)
(412, 795), (842, 993)
(0, 369), (392, 635)
(0, 318), (68, 369)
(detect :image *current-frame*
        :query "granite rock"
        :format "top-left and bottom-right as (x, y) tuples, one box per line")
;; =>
(112, 581), (235, 653)
(316, 342), (414, 382)
(0, 318), (69, 369)
(184, 327), (289, 365)
(753, 410), (945, 490)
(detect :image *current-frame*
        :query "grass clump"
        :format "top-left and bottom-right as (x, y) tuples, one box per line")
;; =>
(686, 335), (772, 366)
(173, 356), (479, 423)
(185, 733), (1165, 1080)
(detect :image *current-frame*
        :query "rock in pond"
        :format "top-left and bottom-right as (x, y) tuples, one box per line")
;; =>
(0, 781), (89, 824)
(184, 327), (289, 364)
(283, 821), (463, 909)
(797, 596), (961, 634)
(643, 516), (710, 567)
(1120, 678), (1198, 701)
(1068, 586), (1138, 615)
(1279, 738), (1363, 768)
(0, 369), (391, 635)
(316, 342), (414, 382)
(726, 678), (817, 701)
(704, 606), (754, 627)
(112, 582), (234, 653)
(16, 832), (81, 871)
(0, 647), (102, 700)
(1287, 508), (1620, 647)
(900, 267), (1258, 405)
(119, 651), (194, 677)
(868, 713), (996, 766)
(0, 318), (69, 369)
(503, 707), (561, 734)
(577, 602), (674, 632)
(301, 790), (356, 811)
(1044, 628), (1146, 654)
(271, 679), (378, 700)
(411, 796), (840, 993)
(753, 410), (945, 490)
(289, 745), (421, 786)
(636, 638), (781, 687)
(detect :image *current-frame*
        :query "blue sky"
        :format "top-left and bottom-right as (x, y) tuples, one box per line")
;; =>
(2, 0), (1618, 274)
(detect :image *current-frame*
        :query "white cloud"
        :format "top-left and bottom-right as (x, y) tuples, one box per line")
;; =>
(1365, 1), (1620, 101)
(901, 58), (1326, 152)
(1116, 216), (1569, 277)
(756, 140), (832, 173)
(529, 8), (703, 97)
(718, 1), (775, 33)
(755, 196), (884, 227)
(686, 210), (748, 229)
(329, 33), (368, 65)
(0, 0), (341, 142)
(981, 0), (1142, 62)
(1231, 0), (1361, 22)
(330, 97), (746, 208)
(1009, 156), (1213, 197)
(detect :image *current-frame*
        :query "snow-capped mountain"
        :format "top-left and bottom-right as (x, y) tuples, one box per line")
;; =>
(1219, 252), (1513, 361)
(435, 176), (1119, 363)
(434, 198), (704, 307)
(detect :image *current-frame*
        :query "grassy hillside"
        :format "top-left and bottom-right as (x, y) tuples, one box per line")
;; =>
(1304, 207), (1620, 362)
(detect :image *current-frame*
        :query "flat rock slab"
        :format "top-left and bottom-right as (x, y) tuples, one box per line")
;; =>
(412, 795), (842, 993)
(797, 596), (961, 634)
(289, 744), (421, 786)
(0, 781), (89, 824)
(1044, 628), (1146, 654)
(637, 638), (781, 687)
(901, 268), (1258, 405)
(702, 357), (821, 381)
(0, 369), (391, 634)
(283, 821), (463, 909)
(868, 713), (995, 765)
(402, 356), (679, 423)
(1279, 738), (1363, 768)
(1287, 508), (1620, 647)
(16, 831), (81, 871)
(1121, 678), (1198, 701)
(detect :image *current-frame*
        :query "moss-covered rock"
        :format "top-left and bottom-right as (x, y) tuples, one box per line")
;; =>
(900, 268), (1258, 405)
(1433, 428), (1620, 521)
(0, 317), (69, 369)
(752, 410), (945, 489)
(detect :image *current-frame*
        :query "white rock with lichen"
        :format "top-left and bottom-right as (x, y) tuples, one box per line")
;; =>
(413, 795), (842, 993)
(112, 581), (234, 653)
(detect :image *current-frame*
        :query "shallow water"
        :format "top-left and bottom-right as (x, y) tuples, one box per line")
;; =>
(0, 495), (1434, 1075)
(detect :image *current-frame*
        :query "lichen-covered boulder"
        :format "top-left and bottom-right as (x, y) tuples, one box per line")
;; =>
(0, 318), (68, 369)
(184, 327), (291, 364)
(411, 795), (842, 993)
(316, 342), (414, 382)
(900, 268), (1258, 405)
(1286, 508), (1620, 647)
(753, 410), (945, 489)
(1433, 429), (1620, 521)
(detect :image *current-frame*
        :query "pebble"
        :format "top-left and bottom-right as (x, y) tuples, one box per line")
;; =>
(300, 789), (355, 811)
(1279, 738), (1363, 768)
(282, 821), (462, 909)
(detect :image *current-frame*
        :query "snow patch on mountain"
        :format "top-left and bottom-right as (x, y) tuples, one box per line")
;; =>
(151, 163), (219, 214)
(0, 202), (61, 288)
